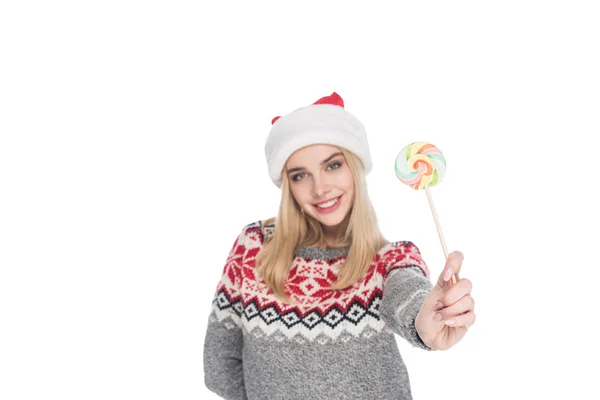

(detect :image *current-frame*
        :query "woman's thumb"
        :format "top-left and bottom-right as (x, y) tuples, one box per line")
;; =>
(435, 251), (463, 291)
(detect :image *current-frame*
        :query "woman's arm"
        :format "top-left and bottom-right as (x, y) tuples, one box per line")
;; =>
(378, 242), (436, 351)
(203, 228), (249, 400)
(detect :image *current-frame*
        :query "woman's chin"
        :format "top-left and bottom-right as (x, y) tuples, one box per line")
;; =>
(312, 208), (349, 227)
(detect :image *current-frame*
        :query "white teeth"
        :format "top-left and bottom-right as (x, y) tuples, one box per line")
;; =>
(316, 197), (339, 208)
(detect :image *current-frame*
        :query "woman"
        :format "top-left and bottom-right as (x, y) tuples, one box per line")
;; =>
(203, 92), (475, 400)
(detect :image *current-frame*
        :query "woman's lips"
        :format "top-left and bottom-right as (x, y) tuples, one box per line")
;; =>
(313, 195), (342, 214)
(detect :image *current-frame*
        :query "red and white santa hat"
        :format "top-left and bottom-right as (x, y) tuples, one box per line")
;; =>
(265, 92), (372, 188)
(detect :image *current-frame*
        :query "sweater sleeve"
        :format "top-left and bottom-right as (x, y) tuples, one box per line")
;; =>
(378, 241), (436, 351)
(203, 226), (249, 400)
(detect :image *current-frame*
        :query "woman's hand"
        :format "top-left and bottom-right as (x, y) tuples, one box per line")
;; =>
(415, 251), (475, 350)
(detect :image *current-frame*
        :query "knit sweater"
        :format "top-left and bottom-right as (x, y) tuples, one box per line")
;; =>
(203, 220), (435, 400)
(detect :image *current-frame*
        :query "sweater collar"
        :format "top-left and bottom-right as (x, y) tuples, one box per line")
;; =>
(294, 245), (350, 261)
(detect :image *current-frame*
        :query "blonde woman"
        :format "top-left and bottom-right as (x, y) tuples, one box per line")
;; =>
(203, 92), (475, 400)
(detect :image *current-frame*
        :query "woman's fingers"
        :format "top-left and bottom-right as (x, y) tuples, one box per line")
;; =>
(443, 278), (472, 305)
(442, 311), (476, 328)
(435, 294), (475, 321)
(435, 251), (464, 291)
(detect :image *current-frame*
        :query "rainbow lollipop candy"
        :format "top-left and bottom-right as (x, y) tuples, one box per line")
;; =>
(395, 142), (446, 190)
(395, 142), (457, 286)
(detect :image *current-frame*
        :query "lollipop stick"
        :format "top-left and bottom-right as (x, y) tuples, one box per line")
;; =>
(424, 186), (468, 331)
(424, 186), (456, 286)
(425, 186), (469, 330)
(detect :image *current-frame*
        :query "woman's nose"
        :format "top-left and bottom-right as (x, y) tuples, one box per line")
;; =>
(311, 174), (332, 198)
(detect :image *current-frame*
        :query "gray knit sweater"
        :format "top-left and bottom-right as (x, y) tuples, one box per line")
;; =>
(203, 221), (434, 400)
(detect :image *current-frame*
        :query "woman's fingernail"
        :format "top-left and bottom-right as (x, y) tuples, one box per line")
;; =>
(434, 313), (443, 321)
(443, 268), (453, 282)
(445, 319), (456, 326)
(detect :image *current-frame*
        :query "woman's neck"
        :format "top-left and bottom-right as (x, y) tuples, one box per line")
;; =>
(321, 221), (349, 248)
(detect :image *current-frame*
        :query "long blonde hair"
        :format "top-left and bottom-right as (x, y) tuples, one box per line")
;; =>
(255, 147), (388, 304)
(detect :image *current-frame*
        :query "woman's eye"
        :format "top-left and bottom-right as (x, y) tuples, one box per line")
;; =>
(292, 173), (306, 181)
(292, 162), (341, 181)
(328, 161), (342, 170)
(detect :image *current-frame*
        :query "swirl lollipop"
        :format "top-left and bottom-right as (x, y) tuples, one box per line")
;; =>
(395, 142), (446, 190)
(395, 142), (457, 286)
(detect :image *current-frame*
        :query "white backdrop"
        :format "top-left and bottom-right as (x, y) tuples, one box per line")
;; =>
(1, 1), (599, 399)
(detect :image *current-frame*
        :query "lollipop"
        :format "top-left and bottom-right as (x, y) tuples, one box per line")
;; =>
(395, 142), (446, 190)
(395, 142), (457, 286)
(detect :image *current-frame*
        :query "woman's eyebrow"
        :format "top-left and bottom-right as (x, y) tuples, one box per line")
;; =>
(286, 152), (343, 174)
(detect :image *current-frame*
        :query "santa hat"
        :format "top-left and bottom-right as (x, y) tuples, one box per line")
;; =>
(264, 92), (372, 188)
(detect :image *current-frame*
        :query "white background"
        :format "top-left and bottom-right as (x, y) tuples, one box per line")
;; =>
(1, 1), (599, 399)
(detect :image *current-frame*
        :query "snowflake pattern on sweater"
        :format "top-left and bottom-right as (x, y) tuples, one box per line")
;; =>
(204, 220), (435, 400)
(210, 220), (430, 343)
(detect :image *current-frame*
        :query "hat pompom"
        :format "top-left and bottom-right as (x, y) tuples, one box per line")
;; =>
(313, 91), (344, 107)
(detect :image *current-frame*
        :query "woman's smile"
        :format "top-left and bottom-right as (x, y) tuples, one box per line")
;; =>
(312, 195), (343, 214)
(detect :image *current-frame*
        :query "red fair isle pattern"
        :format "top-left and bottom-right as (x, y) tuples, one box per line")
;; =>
(211, 221), (429, 342)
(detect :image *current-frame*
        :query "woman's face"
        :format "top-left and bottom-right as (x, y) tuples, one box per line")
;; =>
(285, 144), (355, 231)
